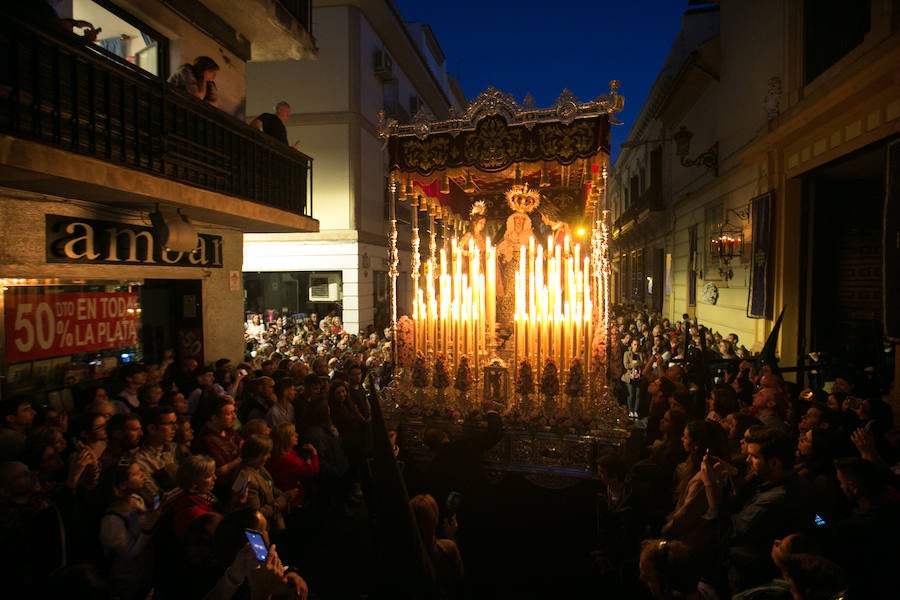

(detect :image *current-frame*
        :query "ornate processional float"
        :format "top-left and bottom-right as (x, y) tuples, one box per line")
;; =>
(377, 84), (629, 478)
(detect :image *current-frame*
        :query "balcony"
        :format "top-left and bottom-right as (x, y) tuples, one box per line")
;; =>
(0, 18), (316, 233)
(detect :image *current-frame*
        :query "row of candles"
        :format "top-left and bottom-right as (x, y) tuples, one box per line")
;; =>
(410, 230), (593, 386)
(412, 237), (495, 378)
(514, 236), (592, 382)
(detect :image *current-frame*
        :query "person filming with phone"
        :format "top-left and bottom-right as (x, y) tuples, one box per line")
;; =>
(699, 428), (813, 595)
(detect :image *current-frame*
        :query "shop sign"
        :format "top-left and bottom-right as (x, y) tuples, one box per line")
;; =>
(46, 215), (223, 267)
(5, 292), (140, 362)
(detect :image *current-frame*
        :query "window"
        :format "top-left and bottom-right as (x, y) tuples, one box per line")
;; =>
(69, 0), (168, 77)
(804, 0), (869, 83)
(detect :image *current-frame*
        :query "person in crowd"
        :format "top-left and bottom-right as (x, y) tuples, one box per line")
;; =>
(98, 413), (143, 472)
(733, 533), (824, 600)
(132, 405), (178, 503)
(0, 396), (36, 462)
(138, 382), (163, 414)
(192, 396), (243, 488)
(298, 396), (349, 516)
(172, 454), (220, 537)
(797, 401), (841, 435)
(593, 453), (646, 583)
(422, 410), (503, 522)
(23, 426), (69, 491)
(267, 377), (296, 428)
(230, 434), (297, 536)
(644, 376), (678, 444)
(240, 376), (275, 423)
(661, 420), (729, 565)
(772, 547), (847, 600)
(112, 364), (147, 415)
(724, 412), (763, 466)
(705, 384), (739, 429)
(167, 55), (219, 105)
(268, 423), (319, 511)
(251, 101), (293, 146)
(187, 365), (216, 415)
(328, 380), (368, 503)
(213, 365), (241, 399)
(623, 339), (644, 418)
(701, 428), (814, 594)
(0, 460), (90, 594)
(646, 407), (689, 475)
(160, 389), (189, 417)
(750, 385), (788, 431)
(410, 493), (464, 597)
(174, 414), (194, 462)
(98, 459), (160, 600)
(208, 507), (309, 600)
(637, 539), (713, 600)
(641, 336), (670, 383)
(816, 457), (900, 599)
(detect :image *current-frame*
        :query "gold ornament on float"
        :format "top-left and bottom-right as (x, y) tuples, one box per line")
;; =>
(505, 182), (541, 214)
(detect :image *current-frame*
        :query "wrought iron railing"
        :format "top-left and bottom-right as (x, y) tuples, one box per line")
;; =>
(0, 18), (313, 218)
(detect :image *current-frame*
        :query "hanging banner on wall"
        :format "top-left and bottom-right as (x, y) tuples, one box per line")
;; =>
(5, 292), (140, 362)
(747, 191), (774, 319)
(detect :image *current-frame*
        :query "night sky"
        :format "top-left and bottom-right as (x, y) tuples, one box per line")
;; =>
(392, 0), (689, 163)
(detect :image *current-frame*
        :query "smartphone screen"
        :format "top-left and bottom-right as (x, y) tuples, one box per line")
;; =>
(814, 514), (826, 527)
(244, 529), (268, 562)
(152, 492), (161, 511)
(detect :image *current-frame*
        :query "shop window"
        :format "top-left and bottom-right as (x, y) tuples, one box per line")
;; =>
(1, 281), (143, 403)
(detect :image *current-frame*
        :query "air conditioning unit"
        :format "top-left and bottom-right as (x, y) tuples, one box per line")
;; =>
(409, 95), (424, 115)
(374, 50), (394, 80)
(309, 273), (341, 302)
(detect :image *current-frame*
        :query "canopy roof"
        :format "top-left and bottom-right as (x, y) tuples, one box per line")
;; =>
(380, 83), (624, 222)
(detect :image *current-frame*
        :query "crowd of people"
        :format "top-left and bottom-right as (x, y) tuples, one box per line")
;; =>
(0, 312), (474, 599)
(596, 307), (900, 599)
(1, 306), (899, 599)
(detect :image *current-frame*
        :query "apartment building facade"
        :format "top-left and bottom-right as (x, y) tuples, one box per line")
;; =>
(243, 0), (465, 335)
(0, 0), (318, 402)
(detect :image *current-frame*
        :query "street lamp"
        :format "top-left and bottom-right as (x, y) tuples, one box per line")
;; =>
(673, 126), (718, 176)
(619, 126), (718, 176)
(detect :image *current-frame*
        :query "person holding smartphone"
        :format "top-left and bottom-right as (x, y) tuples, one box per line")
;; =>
(99, 459), (160, 600)
(205, 509), (308, 600)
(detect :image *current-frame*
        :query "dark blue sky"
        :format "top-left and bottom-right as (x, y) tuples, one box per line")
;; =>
(393, 0), (688, 162)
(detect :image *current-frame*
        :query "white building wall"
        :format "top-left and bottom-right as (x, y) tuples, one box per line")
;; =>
(245, 1), (453, 335)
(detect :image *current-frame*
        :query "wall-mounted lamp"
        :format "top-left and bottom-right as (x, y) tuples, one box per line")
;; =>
(673, 126), (718, 176)
(620, 127), (718, 177)
(710, 215), (743, 280)
(150, 209), (197, 253)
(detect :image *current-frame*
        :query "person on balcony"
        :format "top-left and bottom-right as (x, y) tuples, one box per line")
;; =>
(168, 56), (219, 106)
(251, 101), (293, 146)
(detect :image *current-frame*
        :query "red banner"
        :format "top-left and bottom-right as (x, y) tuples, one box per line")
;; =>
(5, 292), (140, 362)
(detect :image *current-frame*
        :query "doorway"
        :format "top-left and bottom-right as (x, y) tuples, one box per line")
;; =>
(803, 144), (885, 384)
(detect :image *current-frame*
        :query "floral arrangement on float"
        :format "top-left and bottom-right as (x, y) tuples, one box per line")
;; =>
(395, 316), (415, 367)
(432, 353), (451, 403)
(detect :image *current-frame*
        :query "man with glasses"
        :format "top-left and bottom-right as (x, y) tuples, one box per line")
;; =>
(134, 406), (179, 502)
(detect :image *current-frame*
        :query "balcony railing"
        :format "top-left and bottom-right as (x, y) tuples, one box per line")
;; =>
(0, 18), (313, 218)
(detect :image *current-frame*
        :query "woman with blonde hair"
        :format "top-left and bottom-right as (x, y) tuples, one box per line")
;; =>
(268, 422), (319, 509)
(172, 454), (220, 537)
(409, 493), (464, 595)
